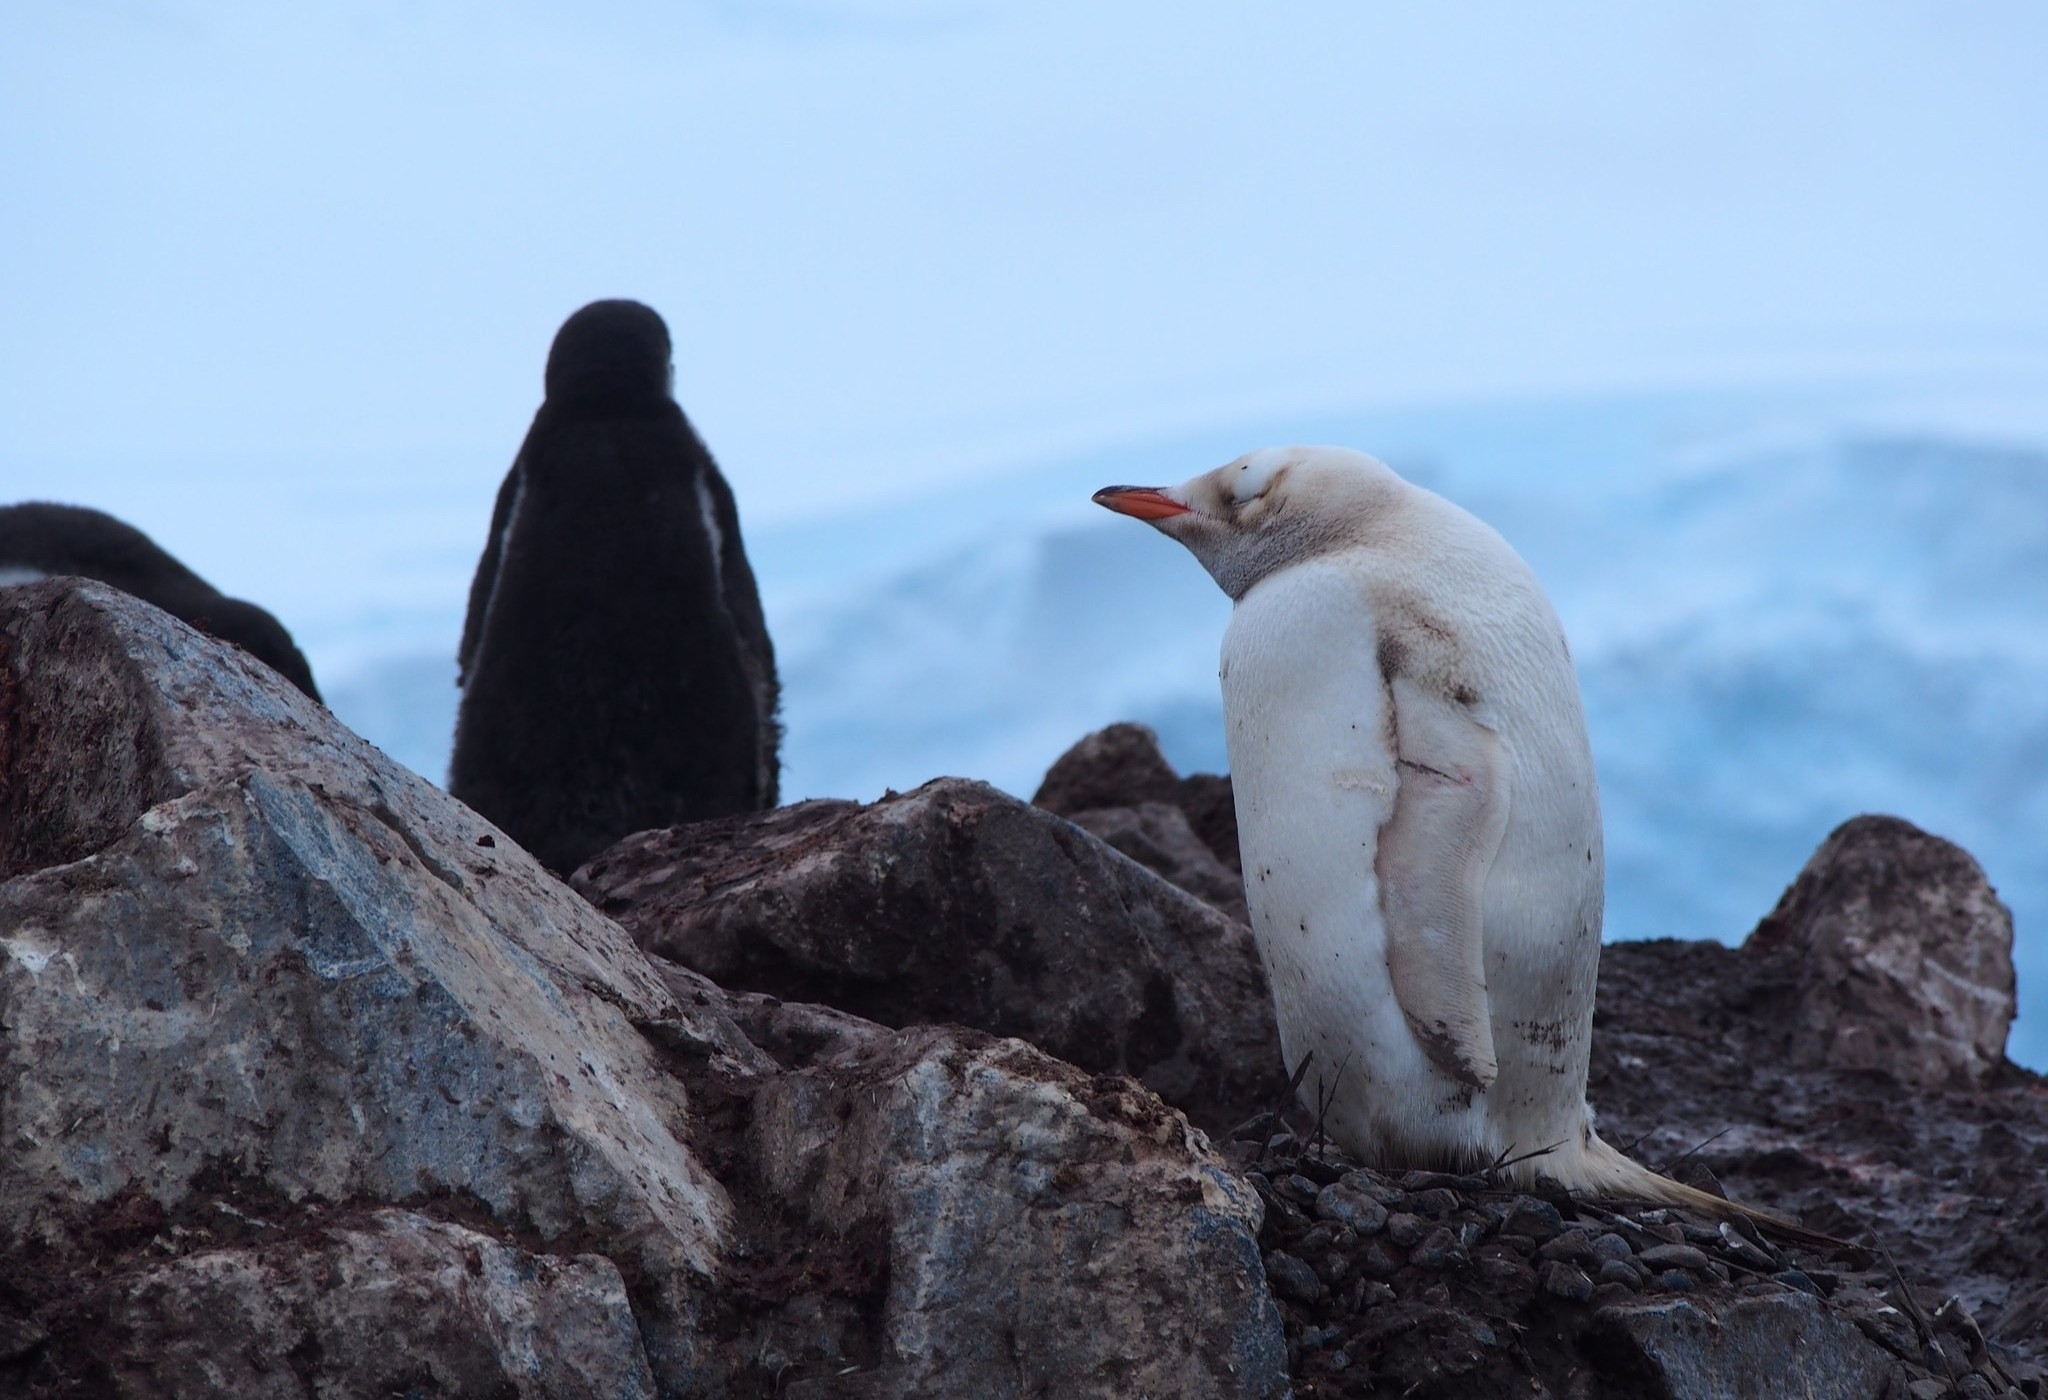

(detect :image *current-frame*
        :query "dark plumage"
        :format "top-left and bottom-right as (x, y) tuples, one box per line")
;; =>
(449, 299), (780, 875)
(0, 501), (321, 699)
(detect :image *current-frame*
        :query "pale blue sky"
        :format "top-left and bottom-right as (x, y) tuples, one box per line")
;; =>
(7, 0), (2046, 526)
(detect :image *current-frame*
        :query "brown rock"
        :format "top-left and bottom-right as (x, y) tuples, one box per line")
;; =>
(1032, 722), (1242, 874)
(1744, 814), (2016, 1086)
(573, 779), (1284, 1133)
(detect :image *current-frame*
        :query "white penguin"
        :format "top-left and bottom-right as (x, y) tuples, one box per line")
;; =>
(1095, 446), (1780, 1218)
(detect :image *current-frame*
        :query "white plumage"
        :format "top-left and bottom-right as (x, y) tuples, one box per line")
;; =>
(1095, 446), (1779, 1214)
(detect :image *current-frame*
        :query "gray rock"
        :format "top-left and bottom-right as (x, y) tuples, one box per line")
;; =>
(1744, 814), (2016, 1087)
(0, 581), (728, 1390)
(1594, 1292), (1900, 1399)
(572, 777), (1284, 1134)
(1030, 722), (1241, 875)
(1596, 1258), (1642, 1292)
(1066, 801), (1250, 925)
(1313, 1183), (1388, 1235)
(748, 1023), (1290, 1399)
(1640, 1243), (1716, 1273)
(1386, 1212), (1430, 1247)
(1500, 1198), (1565, 1240)
(1541, 1262), (1595, 1303)
(1264, 1251), (1323, 1304)
(102, 1211), (657, 1399)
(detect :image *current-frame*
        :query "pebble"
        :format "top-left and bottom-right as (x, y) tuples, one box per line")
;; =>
(1299, 1221), (1357, 1254)
(1652, 1269), (1697, 1292)
(1276, 1174), (1322, 1208)
(1773, 1269), (1820, 1297)
(1455, 1218), (1489, 1249)
(1264, 1250), (1324, 1304)
(1499, 1233), (1540, 1259)
(1317, 1253), (1351, 1287)
(1298, 1324), (1343, 1351)
(1409, 1187), (1460, 1217)
(1361, 1244), (1402, 1279)
(1716, 1223), (1778, 1271)
(1591, 1282), (1636, 1308)
(1314, 1184), (1388, 1236)
(1537, 1229), (1598, 1265)
(1637, 1243), (1713, 1273)
(1540, 1262), (1595, 1302)
(1595, 1259), (1641, 1292)
(1409, 1226), (1463, 1270)
(1954, 1376), (1998, 1400)
(1500, 1197), (1565, 1241)
(1231, 1111), (1279, 1142)
(1386, 1212), (1430, 1247)
(1327, 1350), (1352, 1371)
(1639, 1220), (1685, 1246)
(1589, 1232), (1635, 1265)
(1339, 1172), (1407, 1207)
(1476, 1253), (1536, 1291)
(1356, 1281), (1397, 1308)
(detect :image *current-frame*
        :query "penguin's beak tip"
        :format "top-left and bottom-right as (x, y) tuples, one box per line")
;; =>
(1093, 486), (1192, 522)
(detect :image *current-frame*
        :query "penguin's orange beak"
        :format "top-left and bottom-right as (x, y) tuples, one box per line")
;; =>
(1092, 486), (1192, 521)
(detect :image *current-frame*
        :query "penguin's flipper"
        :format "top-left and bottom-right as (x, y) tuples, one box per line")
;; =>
(1374, 674), (1511, 1089)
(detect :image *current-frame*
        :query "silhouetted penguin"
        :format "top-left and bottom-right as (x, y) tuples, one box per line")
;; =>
(448, 299), (780, 875)
(0, 501), (321, 699)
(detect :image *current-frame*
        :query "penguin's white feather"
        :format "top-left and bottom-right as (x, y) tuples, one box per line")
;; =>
(1096, 447), (1795, 1228)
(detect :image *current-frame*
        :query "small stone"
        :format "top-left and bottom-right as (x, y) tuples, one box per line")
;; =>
(1455, 1218), (1488, 1249)
(1264, 1250), (1323, 1304)
(1410, 1187), (1460, 1217)
(1277, 1174), (1322, 1208)
(1639, 1220), (1685, 1246)
(1538, 1229), (1598, 1265)
(1906, 1380), (1947, 1400)
(1316, 1253), (1350, 1287)
(1410, 1227), (1463, 1269)
(1266, 1131), (1300, 1156)
(1954, 1376), (1997, 1400)
(1589, 1232), (1635, 1264)
(1356, 1281), (1397, 1308)
(1476, 1252), (1536, 1291)
(1772, 1269), (1819, 1296)
(1638, 1243), (1713, 1273)
(1540, 1262), (1595, 1302)
(1386, 1212), (1430, 1247)
(1501, 1197), (1565, 1241)
(1360, 1244), (1401, 1279)
(1591, 1282), (1635, 1308)
(1298, 1323), (1343, 1351)
(1299, 1221), (1355, 1254)
(1232, 1111), (1279, 1142)
(1653, 1269), (1697, 1292)
(1595, 1259), (1641, 1292)
(1327, 1350), (1352, 1371)
(1417, 1283), (1452, 1306)
(1499, 1233), (1539, 1259)
(1339, 1171), (1406, 1207)
(1680, 1222), (1724, 1247)
(1314, 1184), (1388, 1236)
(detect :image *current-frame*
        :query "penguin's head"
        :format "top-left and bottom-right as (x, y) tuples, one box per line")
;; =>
(1094, 446), (1402, 599)
(544, 300), (675, 414)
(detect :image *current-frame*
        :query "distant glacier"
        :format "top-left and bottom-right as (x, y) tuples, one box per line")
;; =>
(319, 385), (2048, 1068)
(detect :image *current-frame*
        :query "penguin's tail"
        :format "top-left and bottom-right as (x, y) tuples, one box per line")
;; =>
(1555, 1130), (1833, 1244)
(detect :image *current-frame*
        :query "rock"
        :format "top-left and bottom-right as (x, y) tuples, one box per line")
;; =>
(1030, 722), (1241, 874)
(1409, 1227), (1464, 1270)
(1500, 1198), (1565, 1241)
(1744, 814), (2016, 1087)
(1595, 1258), (1642, 1292)
(99, 1211), (656, 1398)
(572, 778), (1284, 1133)
(1064, 802), (1249, 924)
(0, 581), (727, 1391)
(747, 1024), (1289, 1398)
(1640, 1243), (1716, 1274)
(1386, 1212), (1430, 1247)
(1263, 1251), (1323, 1304)
(1313, 1183), (1388, 1235)
(1593, 1292), (1900, 1400)
(1541, 1262), (1595, 1302)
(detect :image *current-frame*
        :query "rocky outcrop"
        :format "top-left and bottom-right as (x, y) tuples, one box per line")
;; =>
(1745, 814), (2016, 1087)
(0, 581), (1290, 1399)
(573, 781), (1284, 1134)
(1031, 723), (1246, 921)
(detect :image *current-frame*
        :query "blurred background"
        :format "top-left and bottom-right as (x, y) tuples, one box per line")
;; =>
(5, 1), (2044, 1063)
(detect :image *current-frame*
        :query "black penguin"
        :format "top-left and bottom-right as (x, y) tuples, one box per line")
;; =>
(0, 501), (322, 699)
(448, 299), (780, 875)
